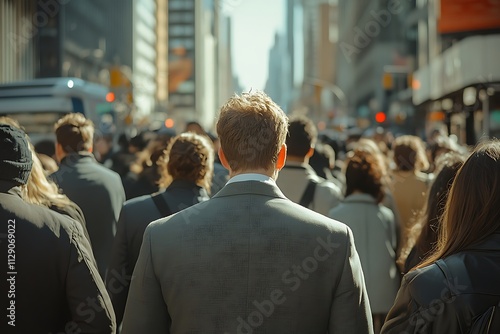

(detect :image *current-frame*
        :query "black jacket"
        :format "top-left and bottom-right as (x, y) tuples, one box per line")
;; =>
(51, 153), (125, 277)
(382, 232), (500, 333)
(0, 181), (115, 333)
(106, 179), (209, 326)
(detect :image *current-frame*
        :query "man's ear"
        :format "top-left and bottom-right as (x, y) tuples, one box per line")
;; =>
(55, 142), (64, 162)
(218, 148), (231, 171)
(306, 147), (314, 158)
(276, 144), (287, 170)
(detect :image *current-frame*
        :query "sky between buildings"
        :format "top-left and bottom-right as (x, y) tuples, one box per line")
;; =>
(228, 0), (285, 91)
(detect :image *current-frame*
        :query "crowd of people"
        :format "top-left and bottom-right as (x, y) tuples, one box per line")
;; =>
(1, 91), (499, 333)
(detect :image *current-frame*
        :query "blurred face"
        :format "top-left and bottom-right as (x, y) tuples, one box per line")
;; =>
(94, 137), (112, 157)
(185, 124), (205, 135)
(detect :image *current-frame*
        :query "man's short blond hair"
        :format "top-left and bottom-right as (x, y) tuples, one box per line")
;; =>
(216, 91), (288, 172)
(54, 113), (94, 153)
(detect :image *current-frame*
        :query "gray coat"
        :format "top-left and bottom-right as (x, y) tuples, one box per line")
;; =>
(329, 193), (400, 313)
(51, 153), (126, 277)
(122, 180), (372, 334)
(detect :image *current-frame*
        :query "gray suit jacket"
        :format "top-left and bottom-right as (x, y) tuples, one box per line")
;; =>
(51, 153), (126, 277)
(122, 180), (372, 334)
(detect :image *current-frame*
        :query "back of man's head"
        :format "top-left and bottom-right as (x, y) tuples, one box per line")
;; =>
(0, 124), (33, 186)
(216, 91), (288, 172)
(286, 115), (317, 158)
(54, 113), (94, 154)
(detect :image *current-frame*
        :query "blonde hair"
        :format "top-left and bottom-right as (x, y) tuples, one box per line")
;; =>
(216, 91), (288, 172)
(0, 116), (75, 209)
(26, 152), (75, 209)
(158, 133), (214, 193)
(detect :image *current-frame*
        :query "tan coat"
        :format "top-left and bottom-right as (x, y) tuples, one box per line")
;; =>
(391, 170), (430, 253)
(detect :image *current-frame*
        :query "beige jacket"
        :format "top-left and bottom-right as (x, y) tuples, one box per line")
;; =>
(276, 162), (343, 216)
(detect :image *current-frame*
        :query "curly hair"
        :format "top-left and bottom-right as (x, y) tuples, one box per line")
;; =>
(345, 148), (385, 203)
(158, 133), (214, 193)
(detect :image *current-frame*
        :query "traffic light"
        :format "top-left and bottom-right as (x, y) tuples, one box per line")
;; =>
(375, 112), (387, 123)
(105, 92), (115, 102)
(164, 118), (174, 128)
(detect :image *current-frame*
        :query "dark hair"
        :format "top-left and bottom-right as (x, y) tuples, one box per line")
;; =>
(286, 115), (317, 157)
(417, 141), (500, 269)
(393, 135), (429, 171)
(345, 149), (385, 203)
(34, 139), (56, 157)
(54, 113), (94, 153)
(398, 152), (465, 270)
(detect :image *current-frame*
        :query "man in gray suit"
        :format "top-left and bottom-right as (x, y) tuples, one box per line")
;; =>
(122, 91), (373, 334)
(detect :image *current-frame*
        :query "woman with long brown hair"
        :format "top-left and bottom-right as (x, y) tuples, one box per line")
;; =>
(382, 140), (500, 333)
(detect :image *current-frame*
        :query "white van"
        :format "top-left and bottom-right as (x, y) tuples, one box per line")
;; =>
(0, 77), (116, 143)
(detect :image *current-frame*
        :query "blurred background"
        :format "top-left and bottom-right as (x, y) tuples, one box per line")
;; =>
(1, 0), (500, 144)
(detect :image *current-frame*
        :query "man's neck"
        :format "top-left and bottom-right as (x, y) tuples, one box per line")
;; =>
(230, 168), (277, 180)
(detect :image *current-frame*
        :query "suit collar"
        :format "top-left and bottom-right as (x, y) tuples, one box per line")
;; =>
(213, 180), (288, 200)
(343, 193), (377, 204)
(60, 152), (96, 166)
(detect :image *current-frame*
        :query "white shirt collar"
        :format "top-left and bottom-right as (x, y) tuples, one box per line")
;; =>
(226, 173), (276, 186)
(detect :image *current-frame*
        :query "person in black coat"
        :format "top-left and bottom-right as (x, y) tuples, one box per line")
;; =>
(50, 113), (125, 278)
(106, 132), (213, 328)
(0, 124), (115, 334)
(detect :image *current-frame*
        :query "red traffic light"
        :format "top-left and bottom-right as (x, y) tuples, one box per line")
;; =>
(164, 118), (174, 128)
(106, 92), (115, 102)
(375, 112), (387, 123)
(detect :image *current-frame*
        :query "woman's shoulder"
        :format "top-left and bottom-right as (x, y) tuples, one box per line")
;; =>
(403, 263), (452, 307)
(404, 254), (477, 308)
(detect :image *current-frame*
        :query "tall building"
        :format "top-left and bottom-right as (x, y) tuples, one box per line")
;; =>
(0, 0), (160, 115)
(264, 33), (291, 111)
(293, 0), (342, 125)
(411, 0), (500, 143)
(156, 0), (169, 110)
(217, 15), (236, 109)
(264, 0), (303, 114)
(335, 0), (415, 131)
(167, 0), (220, 131)
(0, 1), (37, 83)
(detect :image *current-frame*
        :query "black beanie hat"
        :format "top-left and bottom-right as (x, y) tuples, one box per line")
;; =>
(0, 124), (33, 185)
